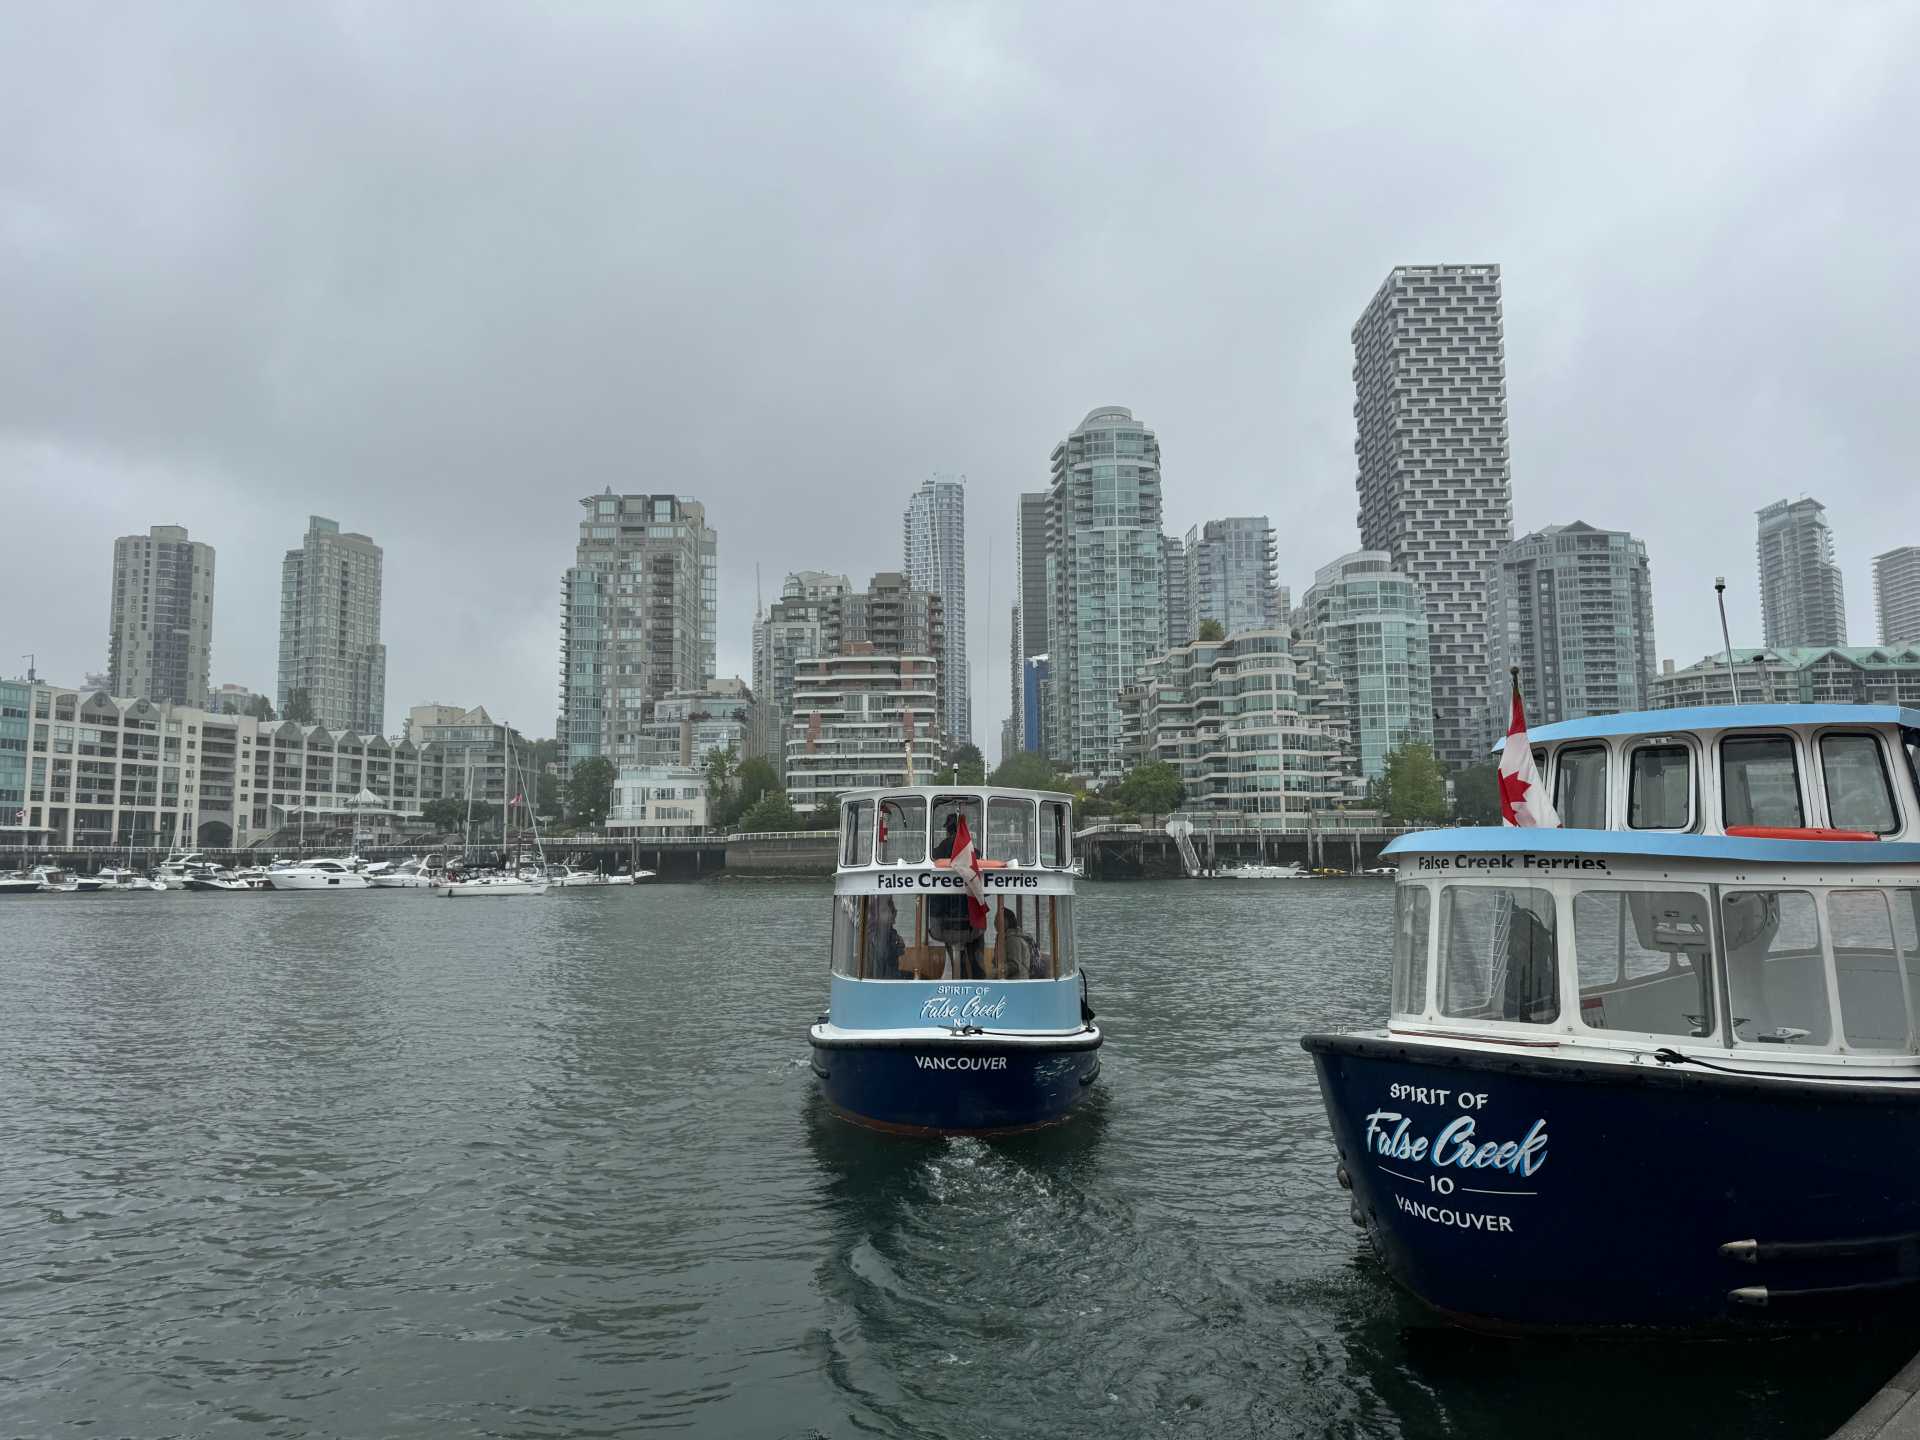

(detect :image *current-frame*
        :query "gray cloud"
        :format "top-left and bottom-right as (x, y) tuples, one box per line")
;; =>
(4, 2), (1917, 740)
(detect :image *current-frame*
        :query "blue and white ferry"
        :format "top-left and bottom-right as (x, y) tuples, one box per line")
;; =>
(1305, 705), (1920, 1332)
(809, 786), (1102, 1135)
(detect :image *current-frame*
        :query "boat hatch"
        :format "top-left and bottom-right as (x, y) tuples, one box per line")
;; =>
(1391, 872), (1920, 1056)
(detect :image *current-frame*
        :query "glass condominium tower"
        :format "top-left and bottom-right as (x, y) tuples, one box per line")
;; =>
(903, 473), (969, 747)
(1045, 405), (1165, 781)
(1303, 550), (1431, 782)
(560, 492), (717, 775)
(1351, 263), (1514, 768)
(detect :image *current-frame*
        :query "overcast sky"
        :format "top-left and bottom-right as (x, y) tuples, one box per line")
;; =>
(4, 2), (1917, 745)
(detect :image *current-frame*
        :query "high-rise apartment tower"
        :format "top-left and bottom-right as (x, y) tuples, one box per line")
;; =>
(1875, 546), (1920, 647)
(1186, 517), (1281, 638)
(559, 492), (717, 774)
(277, 515), (385, 733)
(1045, 406), (1165, 780)
(1352, 264), (1514, 766)
(1488, 522), (1657, 729)
(1010, 492), (1050, 754)
(903, 474), (968, 746)
(1756, 498), (1847, 648)
(109, 524), (215, 706)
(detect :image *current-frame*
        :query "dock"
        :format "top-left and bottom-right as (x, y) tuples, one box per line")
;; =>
(1836, 1354), (1920, 1440)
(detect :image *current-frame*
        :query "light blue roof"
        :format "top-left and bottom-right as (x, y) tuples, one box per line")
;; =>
(1385, 827), (1920, 866)
(1502, 705), (1920, 749)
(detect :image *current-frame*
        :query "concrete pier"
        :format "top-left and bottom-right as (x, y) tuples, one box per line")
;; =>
(1835, 1354), (1920, 1440)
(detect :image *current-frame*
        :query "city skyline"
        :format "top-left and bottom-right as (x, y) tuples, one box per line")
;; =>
(5, 6), (1917, 748)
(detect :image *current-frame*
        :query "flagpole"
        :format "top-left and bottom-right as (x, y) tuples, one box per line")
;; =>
(1714, 577), (1744, 705)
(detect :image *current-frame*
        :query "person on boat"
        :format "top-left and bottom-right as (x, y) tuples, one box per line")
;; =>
(930, 811), (986, 977)
(994, 906), (1036, 979)
(865, 896), (908, 980)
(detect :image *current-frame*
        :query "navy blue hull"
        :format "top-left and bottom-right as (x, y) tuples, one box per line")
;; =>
(1305, 1034), (1920, 1334)
(810, 1032), (1101, 1136)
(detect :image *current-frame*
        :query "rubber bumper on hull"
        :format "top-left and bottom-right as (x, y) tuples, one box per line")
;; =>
(810, 1027), (1102, 1136)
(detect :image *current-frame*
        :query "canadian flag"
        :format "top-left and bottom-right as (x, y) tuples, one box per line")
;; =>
(952, 812), (989, 929)
(1498, 672), (1560, 829)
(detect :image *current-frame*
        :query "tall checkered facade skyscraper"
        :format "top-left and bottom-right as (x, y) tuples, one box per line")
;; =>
(1352, 264), (1514, 767)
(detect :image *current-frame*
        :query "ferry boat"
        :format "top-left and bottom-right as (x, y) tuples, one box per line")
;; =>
(809, 786), (1101, 1136)
(1304, 704), (1920, 1333)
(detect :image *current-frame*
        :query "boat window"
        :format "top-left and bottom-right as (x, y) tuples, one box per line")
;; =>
(832, 895), (864, 977)
(1571, 890), (1714, 1038)
(1821, 734), (1899, 835)
(1627, 745), (1692, 830)
(1722, 890), (1830, 1048)
(1438, 886), (1559, 1025)
(842, 800), (874, 866)
(1827, 890), (1912, 1052)
(835, 892), (1075, 980)
(1553, 745), (1609, 829)
(1894, 890), (1920, 1052)
(1721, 735), (1804, 829)
(1390, 884), (1431, 1017)
(931, 794), (983, 861)
(1040, 801), (1071, 868)
(987, 797), (1037, 865)
(876, 795), (926, 864)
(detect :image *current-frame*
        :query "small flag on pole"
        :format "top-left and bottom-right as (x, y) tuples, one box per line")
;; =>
(1498, 669), (1560, 829)
(951, 811), (988, 929)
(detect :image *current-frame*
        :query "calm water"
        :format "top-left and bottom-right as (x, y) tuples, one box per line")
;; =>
(0, 882), (1906, 1438)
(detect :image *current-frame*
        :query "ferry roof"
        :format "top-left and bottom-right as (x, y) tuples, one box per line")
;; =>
(1385, 826), (1920, 866)
(1506, 704), (1920, 748)
(835, 785), (1076, 803)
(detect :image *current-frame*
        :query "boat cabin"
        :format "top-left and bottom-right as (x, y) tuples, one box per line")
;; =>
(1513, 705), (1920, 838)
(1386, 829), (1920, 1065)
(833, 787), (1077, 985)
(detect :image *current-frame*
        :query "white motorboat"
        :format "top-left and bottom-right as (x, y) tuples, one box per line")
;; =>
(97, 866), (164, 891)
(264, 859), (371, 891)
(0, 873), (42, 896)
(69, 873), (108, 892)
(153, 851), (214, 890)
(367, 857), (441, 889)
(438, 873), (548, 898)
(545, 864), (629, 887)
(182, 868), (254, 891)
(28, 865), (78, 892)
(1217, 862), (1309, 880)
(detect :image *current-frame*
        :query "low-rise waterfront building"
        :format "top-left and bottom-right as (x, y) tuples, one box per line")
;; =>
(783, 651), (941, 814)
(11, 683), (537, 849)
(1651, 646), (1920, 709)
(606, 765), (708, 838)
(1118, 628), (1357, 831)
